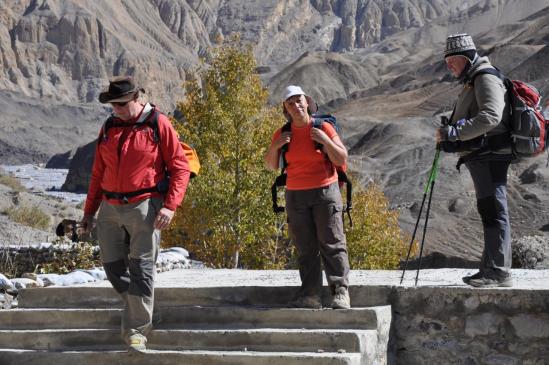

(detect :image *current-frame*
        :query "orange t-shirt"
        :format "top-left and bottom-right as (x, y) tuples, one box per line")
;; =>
(271, 121), (338, 190)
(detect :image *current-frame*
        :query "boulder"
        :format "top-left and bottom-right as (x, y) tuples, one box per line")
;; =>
(512, 235), (549, 269)
(448, 198), (470, 215)
(45, 149), (75, 169)
(519, 164), (542, 184)
(61, 139), (96, 192)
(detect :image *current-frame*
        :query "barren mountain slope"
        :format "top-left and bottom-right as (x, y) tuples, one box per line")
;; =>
(0, 0), (548, 260)
(330, 8), (549, 259)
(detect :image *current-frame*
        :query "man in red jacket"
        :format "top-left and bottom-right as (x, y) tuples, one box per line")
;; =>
(81, 76), (190, 352)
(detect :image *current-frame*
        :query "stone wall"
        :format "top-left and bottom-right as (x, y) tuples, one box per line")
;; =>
(0, 243), (100, 277)
(0, 244), (192, 279)
(389, 287), (549, 365)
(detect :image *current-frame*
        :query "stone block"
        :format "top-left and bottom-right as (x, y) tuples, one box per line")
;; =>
(510, 314), (549, 339)
(465, 313), (503, 337)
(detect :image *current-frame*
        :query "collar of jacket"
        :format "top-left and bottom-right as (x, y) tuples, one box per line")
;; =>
(461, 56), (492, 84)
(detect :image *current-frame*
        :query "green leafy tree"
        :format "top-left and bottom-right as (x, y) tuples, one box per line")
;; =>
(163, 40), (288, 269)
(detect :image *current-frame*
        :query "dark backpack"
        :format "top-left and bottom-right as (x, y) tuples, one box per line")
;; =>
(271, 114), (353, 226)
(472, 68), (548, 157)
(448, 67), (549, 170)
(98, 108), (199, 202)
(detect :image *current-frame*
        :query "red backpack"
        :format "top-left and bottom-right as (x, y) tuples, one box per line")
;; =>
(474, 68), (548, 157)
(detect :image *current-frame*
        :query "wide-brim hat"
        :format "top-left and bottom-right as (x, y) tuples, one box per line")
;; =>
(282, 85), (318, 114)
(98, 76), (144, 104)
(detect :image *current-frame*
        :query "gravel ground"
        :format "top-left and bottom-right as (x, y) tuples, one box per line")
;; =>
(78, 268), (549, 290)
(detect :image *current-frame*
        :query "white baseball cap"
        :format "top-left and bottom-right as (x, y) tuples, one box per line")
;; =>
(282, 85), (317, 113)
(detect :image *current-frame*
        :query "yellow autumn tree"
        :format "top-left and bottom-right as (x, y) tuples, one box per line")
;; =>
(345, 182), (414, 269)
(162, 40), (289, 269)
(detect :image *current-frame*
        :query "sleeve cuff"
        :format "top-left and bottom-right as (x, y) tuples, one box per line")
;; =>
(446, 126), (459, 142)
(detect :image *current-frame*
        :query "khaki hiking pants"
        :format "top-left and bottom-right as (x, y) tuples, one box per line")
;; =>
(286, 182), (350, 297)
(96, 197), (162, 339)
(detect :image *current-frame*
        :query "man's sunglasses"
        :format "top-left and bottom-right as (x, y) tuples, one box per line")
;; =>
(111, 101), (129, 107)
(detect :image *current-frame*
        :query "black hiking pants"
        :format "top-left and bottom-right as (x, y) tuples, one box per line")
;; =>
(465, 157), (512, 273)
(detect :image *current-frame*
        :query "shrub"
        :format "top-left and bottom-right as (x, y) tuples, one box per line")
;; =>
(0, 171), (25, 192)
(345, 183), (415, 269)
(39, 241), (101, 274)
(5, 204), (50, 230)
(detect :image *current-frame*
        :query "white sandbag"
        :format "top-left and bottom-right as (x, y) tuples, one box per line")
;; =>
(57, 271), (96, 286)
(37, 274), (63, 287)
(11, 277), (42, 289)
(77, 268), (107, 281)
(164, 247), (189, 257)
(0, 273), (15, 291)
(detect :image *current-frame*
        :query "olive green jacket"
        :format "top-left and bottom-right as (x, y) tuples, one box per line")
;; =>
(449, 56), (511, 155)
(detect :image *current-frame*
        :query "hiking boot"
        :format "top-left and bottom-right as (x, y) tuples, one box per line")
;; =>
(468, 270), (512, 288)
(462, 271), (483, 285)
(331, 285), (351, 309)
(289, 295), (322, 309)
(126, 333), (147, 353)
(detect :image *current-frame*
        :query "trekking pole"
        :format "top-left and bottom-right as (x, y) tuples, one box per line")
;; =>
(400, 146), (441, 285)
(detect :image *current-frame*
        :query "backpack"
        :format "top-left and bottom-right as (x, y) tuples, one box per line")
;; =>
(98, 108), (200, 202)
(449, 67), (549, 170)
(471, 68), (548, 157)
(271, 114), (353, 226)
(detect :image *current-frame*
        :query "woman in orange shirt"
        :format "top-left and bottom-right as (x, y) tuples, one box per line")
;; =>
(265, 85), (351, 309)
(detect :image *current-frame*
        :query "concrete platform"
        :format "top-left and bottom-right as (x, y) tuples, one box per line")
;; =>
(64, 268), (549, 289)
(10, 269), (549, 364)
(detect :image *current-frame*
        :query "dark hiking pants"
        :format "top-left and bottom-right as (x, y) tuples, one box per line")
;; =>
(96, 197), (162, 339)
(466, 158), (512, 273)
(286, 182), (350, 297)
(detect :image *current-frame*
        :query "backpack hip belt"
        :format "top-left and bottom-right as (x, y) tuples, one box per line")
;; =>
(103, 183), (167, 204)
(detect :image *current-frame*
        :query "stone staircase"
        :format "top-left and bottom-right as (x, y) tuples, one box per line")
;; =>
(0, 286), (391, 365)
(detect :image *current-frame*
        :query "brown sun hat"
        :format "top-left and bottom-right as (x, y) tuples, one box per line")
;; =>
(98, 76), (145, 104)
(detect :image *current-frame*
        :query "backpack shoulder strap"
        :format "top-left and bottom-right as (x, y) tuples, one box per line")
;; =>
(143, 109), (160, 143)
(470, 66), (512, 89)
(279, 122), (292, 170)
(312, 117), (323, 129)
(98, 115), (116, 145)
(99, 109), (161, 145)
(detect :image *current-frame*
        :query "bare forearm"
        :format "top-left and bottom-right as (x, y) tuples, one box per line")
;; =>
(264, 145), (280, 171)
(323, 139), (347, 166)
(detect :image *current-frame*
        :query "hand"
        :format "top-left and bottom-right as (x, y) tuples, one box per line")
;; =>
(435, 128), (445, 143)
(275, 131), (292, 149)
(79, 214), (95, 234)
(154, 207), (175, 230)
(310, 127), (330, 146)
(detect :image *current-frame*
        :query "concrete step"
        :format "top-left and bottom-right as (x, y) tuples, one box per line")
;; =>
(0, 349), (362, 365)
(17, 286), (392, 308)
(0, 328), (377, 353)
(0, 305), (390, 330)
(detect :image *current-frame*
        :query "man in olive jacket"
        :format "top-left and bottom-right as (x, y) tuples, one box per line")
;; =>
(436, 34), (513, 287)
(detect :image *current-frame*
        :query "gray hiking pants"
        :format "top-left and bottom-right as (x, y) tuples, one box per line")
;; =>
(466, 158), (512, 273)
(286, 183), (350, 297)
(96, 197), (161, 339)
